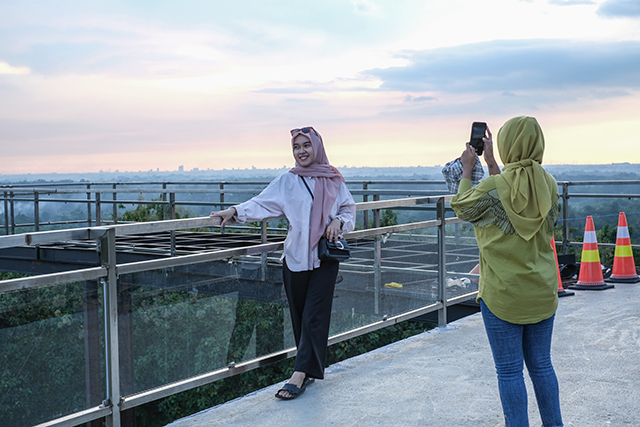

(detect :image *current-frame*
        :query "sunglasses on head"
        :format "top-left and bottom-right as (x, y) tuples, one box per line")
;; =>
(290, 127), (318, 137)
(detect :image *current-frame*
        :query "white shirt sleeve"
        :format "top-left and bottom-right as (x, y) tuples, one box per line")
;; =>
(234, 175), (286, 223)
(332, 182), (356, 234)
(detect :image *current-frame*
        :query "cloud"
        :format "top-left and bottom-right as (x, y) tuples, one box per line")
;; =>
(351, 0), (380, 15)
(597, 0), (640, 17)
(588, 88), (631, 98)
(364, 40), (640, 94)
(404, 95), (437, 102)
(0, 61), (30, 75)
(548, 0), (595, 5)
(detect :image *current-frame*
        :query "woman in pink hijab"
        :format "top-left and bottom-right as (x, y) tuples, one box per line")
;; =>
(211, 126), (356, 400)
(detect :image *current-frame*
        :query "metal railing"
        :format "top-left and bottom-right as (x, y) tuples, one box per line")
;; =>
(557, 180), (640, 253)
(0, 180), (449, 235)
(1, 179), (639, 427)
(3, 179), (640, 252)
(0, 193), (481, 427)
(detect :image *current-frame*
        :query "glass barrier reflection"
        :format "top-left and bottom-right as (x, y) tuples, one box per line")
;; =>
(0, 280), (105, 427)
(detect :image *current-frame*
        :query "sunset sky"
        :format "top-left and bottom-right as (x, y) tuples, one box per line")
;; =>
(1, 0), (639, 175)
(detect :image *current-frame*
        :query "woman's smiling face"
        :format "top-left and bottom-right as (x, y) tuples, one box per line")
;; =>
(292, 134), (315, 167)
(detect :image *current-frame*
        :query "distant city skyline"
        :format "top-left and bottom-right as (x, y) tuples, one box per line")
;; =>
(2, 162), (639, 185)
(1, 0), (640, 174)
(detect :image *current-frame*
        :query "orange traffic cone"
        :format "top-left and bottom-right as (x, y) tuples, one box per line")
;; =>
(606, 212), (640, 283)
(568, 216), (614, 291)
(552, 237), (574, 297)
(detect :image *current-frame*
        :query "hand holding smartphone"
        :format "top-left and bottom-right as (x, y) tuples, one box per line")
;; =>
(470, 122), (487, 156)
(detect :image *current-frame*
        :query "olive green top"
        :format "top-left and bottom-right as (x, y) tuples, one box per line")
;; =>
(450, 116), (561, 324)
(451, 176), (559, 324)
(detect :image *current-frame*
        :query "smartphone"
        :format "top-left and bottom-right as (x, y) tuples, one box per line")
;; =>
(470, 122), (487, 156)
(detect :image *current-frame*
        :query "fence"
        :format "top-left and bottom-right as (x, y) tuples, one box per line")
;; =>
(0, 191), (484, 427)
(1, 179), (639, 427)
(3, 179), (640, 253)
(0, 180), (449, 235)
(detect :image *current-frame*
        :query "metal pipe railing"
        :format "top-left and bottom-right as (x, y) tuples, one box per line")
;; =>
(2, 178), (639, 427)
(0, 179), (452, 233)
(1, 194), (470, 427)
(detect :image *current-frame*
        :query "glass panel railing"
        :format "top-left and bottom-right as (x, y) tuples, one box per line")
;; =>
(330, 232), (442, 337)
(444, 237), (480, 299)
(117, 252), (287, 396)
(0, 280), (105, 427)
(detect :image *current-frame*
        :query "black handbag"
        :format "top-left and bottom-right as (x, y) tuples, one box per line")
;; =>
(301, 176), (351, 262)
(317, 236), (351, 262)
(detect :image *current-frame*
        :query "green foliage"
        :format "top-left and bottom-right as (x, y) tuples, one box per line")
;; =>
(596, 224), (617, 265)
(0, 273), (94, 427)
(381, 209), (399, 227)
(368, 209), (399, 228)
(1, 267), (432, 427)
(118, 194), (191, 223)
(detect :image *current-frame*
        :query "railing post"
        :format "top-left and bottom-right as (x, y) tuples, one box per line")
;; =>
(87, 184), (92, 227)
(363, 182), (369, 229)
(113, 184), (118, 225)
(437, 197), (447, 327)
(170, 193), (176, 256)
(83, 280), (102, 427)
(162, 183), (168, 220)
(3, 191), (8, 235)
(373, 195), (381, 315)
(10, 191), (15, 234)
(96, 193), (102, 226)
(220, 183), (225, 210)
(562, 182), (569, 255)
(34, 191), (40, 232)
(100, 228), (121, 427)
(261, 219), (268, 281)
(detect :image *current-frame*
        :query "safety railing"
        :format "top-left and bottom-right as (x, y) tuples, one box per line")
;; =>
(3, 179), (640, 253)
(557, 180), (640, 253)
(2, 179), (639, 427)
(0, 180), (449, 235)
(0, 194), (482, 427)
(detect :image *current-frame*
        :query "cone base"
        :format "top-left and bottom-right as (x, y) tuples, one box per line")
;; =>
(606, 275), (640, 284)
(558, 290), (575, 297)
(567, 283), (615, 291)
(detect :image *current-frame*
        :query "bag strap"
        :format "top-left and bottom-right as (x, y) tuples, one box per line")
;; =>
(300, 176), (314, 200)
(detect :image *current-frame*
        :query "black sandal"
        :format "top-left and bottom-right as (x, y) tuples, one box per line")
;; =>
(275, 377), (314, 400)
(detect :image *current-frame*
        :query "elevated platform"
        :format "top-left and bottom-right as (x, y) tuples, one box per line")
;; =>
(167, 283), (640, 427)
(0, 231), (286, 274)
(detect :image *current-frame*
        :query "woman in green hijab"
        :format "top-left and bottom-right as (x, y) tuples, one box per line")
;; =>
(451, 117), (563, 427)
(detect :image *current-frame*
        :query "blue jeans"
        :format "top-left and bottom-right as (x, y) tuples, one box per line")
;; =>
(481, 300), (563, 427)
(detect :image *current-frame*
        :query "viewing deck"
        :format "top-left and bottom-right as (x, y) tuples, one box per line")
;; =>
(167, 283), (640, 427)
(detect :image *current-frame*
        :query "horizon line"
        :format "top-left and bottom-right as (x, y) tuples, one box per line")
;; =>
(2, 162), (640, 177)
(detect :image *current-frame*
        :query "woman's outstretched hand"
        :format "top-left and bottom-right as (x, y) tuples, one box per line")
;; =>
(210, 207), (237, 227)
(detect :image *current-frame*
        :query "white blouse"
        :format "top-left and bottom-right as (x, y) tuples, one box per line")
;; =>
(233, 172), (356, 272)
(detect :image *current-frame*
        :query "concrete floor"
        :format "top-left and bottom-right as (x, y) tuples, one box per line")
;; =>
(166, 283), (640, 427)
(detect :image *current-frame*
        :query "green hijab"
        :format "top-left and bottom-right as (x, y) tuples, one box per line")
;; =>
(495, 116), (554, 241)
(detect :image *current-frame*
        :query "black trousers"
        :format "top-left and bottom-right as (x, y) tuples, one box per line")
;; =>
(282, 258), (339, 379)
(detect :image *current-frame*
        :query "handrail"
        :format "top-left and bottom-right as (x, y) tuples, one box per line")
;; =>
(2, 179), (639, 427)
(0, 195), (453, 249)
(0, 193), (459, 427)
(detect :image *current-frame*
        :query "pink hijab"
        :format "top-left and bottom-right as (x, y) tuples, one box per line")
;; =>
(289, 127), (345, 251)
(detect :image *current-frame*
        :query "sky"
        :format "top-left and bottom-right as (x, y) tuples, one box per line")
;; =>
(1, 0), (640, 175)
